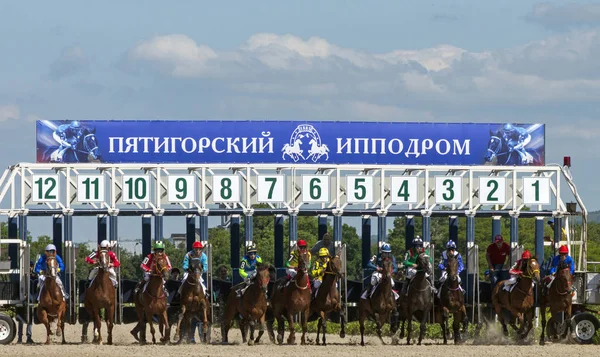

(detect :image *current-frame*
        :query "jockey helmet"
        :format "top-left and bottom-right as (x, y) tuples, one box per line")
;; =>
(297, 240), (307, 247)
(559, 245), (569, 254)
(45, 244), (57, 252)
(547, 218), (554, 224)
(381, 243), (392, 253)
(192, 241), (203, 249)
(154, 241), (165, 250)
(71, 120), (82, 128)
(100, 240), (110, 248)
(503, 123), (515, 132)
(521, 250), (531, 260)
(412, 237), (423, 247)
(494, 234), (503, 242)
(319, 247), (329, 257)
(247, 243), (257, 253)
(446, 240), (457, 250)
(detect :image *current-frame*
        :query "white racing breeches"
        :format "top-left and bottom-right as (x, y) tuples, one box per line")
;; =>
(88, 267), (118, 286)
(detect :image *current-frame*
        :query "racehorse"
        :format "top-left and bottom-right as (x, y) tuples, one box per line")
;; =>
(221, 263), (272, 345)
(438, 254), (468, 345)
(268, 251), (311, 345)
(359, 259), (396, 346)
(310, 251), (345, 346)
(492, 258), (540, 340)
(307, 138), (329, 162)
(37, 256), (67, 345)
(281, 139), (304, 161)
(539, 260), (573, 344)
(43, 127), (102, 163)
(174, 257), (210, 344)
(398, 252), (433, 345)
(82, 250), (116, 345)
(484, 130), (540, 166)
(130, 255), (171, 344)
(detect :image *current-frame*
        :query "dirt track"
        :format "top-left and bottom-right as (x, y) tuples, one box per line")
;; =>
(0, 322), (596, 357)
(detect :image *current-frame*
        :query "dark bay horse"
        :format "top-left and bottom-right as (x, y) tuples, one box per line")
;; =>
(83, 250), (116, 345)
(269, 251), (311, 345)
(174, 257), (210, 344)
(439, 254), (468, 344)
(539, 260), (573, 344)
(492, 258), (540, 340)
(359, 259), (395, 346)
(310, 252), (345, 346)
(37, 256), (67, 345)
(400, 253), (433, 345)
(131, 255), (171, 344)
(222, 263), (271, 345)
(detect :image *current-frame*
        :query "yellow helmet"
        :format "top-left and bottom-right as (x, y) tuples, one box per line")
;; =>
(319, 247), (329, 257)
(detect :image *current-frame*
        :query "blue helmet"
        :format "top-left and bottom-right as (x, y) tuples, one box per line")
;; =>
(446, 240), (457, 249)
(503, 123), (515, 132)
(71, 120), (82, 128)
(381, 243), (392, 253)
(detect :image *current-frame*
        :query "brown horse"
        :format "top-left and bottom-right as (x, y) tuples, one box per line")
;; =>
(174, 256), (210, 344)
(221, 263), (272, 345)
(269, 251), (311, 345)
(539, 260), (573, 344)
(310, 252), (345, 346)
(130, 254), (171, 344)
(400, 252), (433, 345)
(438, 254), (468, 345)
(83, 250), (116, 345)
(359, 259), (396, 346)
(37, 255), (67, 345)
(492, 258), (540, 340)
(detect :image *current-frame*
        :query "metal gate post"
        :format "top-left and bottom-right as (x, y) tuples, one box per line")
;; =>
(63, 209), (76, 324)
(52, 214), (63, 258)
(361, 216), (372, 286)
(186, 214), (196, 252)
(422, 211), (431, 243)
(141, 215), (152, 257)
(109, 210), (121, 324)
(491, 216), (502, 242)
(274, 215), (285, 278)
(97, 215), (107, 245)
(535, 217), (545, 277)
(510, 212), (520, 265)
(405, 215), (415, 252)
(449, 216), (459, 243)
(230, 215), (241, 285)
(318, 214), (328, 240)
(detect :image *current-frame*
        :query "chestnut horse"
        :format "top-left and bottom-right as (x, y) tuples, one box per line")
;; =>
(438, 254), (468, 345)
(539, 260), (573, 344)
(130, 254), (171, 344)
(174, 257), (210, 344)
(268, 251), (311, 345)
(221, 263), (272, 345)
(492, 258), (540, 340)
(83, 250), (116, 345)
(37, 255), (67, 345)
(310, 251), (345, 346)
(359, 259), (396, 346)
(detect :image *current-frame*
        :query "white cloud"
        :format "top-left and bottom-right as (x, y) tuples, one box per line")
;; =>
(48, 46), (90, 81)
(525, 2), (600, 30)
(0, 105), (20, 121)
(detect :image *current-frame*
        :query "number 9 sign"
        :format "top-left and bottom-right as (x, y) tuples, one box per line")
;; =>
(167, 175), (195, 203)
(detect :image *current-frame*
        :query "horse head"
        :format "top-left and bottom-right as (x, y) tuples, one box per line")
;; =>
(153, 253), (171, 280)
(557, 260), (573, 287)
(45, 256), (59, 278)
(97, 249), (110, 271)
(382, 259), (394, 278)
(416, 252), (432, 276)
(447, 254), (459, 281)
(255, 263), (271, 289)
(327, 254), (343, 279)
(82, 130), (101, 161)
(189, 257), (203, 280)
(524, 258), (541, 284)
(485, 130), (502, 162)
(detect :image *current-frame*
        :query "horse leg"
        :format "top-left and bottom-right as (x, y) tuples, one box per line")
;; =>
(160, 310), (170, 344)
(300, 308), (309, 346)
(239, 318), (248, 343)
(406, 310), (413, 345)
(359, 308), (366, 346)
(81, 320), (89, 343)
(539, 306), (546, 345)
(106, 304), (115, 345)
(339, 306), (346, 338)
(418, 309), (427, 346)
(201, 306), (209, 344)
(286, 311), (296, 345)
(321, 312), (328, 346)
(145, 310), (156, 344)
(441, 308), (448, 345)
(175, 305), (187, 344)
(494, 303), (509, 337)
(373, 312), (385, 345)
(247, 320), (256, 346)
(453, 311), (461, 345)
(275, 315), (285, 345)
(60, 308), (67, 345)
(39, 309), (51, 345)
(254, 313), (266, 344)
(316, 316), (322, 345)
(93, 310), (103, 345)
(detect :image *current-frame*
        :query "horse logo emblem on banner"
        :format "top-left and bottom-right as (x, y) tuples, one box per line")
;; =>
(282, 124), (329, 162)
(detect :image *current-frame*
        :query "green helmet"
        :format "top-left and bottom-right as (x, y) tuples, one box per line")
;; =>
(154, 241), (165, 250)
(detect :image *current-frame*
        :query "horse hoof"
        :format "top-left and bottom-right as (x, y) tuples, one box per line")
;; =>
(130, 331), (139, 342)
(539, 340), (545, 346)
(340, 331), (346, 339)
(248, 339), (254, 346)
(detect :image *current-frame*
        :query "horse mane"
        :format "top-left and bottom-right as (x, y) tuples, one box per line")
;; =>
(256, 263), (270, 272)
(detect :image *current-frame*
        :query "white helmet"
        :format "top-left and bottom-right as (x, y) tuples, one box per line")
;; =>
(100, 240), (110, 248)
(45, 244), (57, 251)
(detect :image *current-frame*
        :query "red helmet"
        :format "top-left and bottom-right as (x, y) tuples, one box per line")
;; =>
(521, 250), (531, 259)
(559, 245), (569, 254)
(297, 240), (307, 247)
(193, 241), (203, 249)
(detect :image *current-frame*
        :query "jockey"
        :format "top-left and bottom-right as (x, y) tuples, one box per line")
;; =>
(140, 241), (172, 295)
(543, 245), (575, 295)
(362, 243), (398, 299)
(503, 250), (533, 291)
(402, 236), (436, 296)
(311, 247), (331, 298)
(237, 243), (263, 297)
(283, 239), (312, 285)
(85, 239), (120, 288)
(437, 240), (464, 298)
(177, 241), (208, 296)
(34, 244), (68, 301)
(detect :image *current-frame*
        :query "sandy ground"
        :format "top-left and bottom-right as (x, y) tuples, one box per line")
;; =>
(0, 321), (597, 357)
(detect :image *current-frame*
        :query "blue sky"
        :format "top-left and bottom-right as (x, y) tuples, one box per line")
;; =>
(1, 0), (600, 242)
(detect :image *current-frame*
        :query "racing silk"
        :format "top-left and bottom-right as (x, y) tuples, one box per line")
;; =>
(549, 255), (575, 275)
(85, 250), (121, 267)
(182, 251), (208, 272)
(240, 254), (263, 279)
(141, 253), (172, 272)
(509, 259), (528, 275)
(438, 251), (464, 274)
(285, 251), (312, 270)
(502, 126), (531, 151)
(403, 248), (430, 268)
(367, 253), (398, 273)
(34, 254), (65, 275)
(53, 124), (84, 148)
(311, 258), (329, 281)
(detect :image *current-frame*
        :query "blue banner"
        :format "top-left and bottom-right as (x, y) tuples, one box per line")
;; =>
(35, 120), (545, 166)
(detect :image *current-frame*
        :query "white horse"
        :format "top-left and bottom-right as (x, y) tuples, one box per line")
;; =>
(307, 138), (329, 161)
(282, 139), (304, 161)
